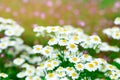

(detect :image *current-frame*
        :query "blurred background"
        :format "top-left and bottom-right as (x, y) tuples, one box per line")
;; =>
(0, 0), (120, 45)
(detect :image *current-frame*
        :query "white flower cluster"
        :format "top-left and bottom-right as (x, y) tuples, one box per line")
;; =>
(1, 17), (120, 80)
(34, 25), (102, 52)
(0, 17), (24, 36)
(0, 37), (24, 52)
(0, 18), (34, 79)
(103, 17), (120, 40)
(103, 27), (120, 40)
(0, 73), (8, 78)
(99, 42), (119, 52)
(15, 50), (120, 80)
(0, 17), (25, 53)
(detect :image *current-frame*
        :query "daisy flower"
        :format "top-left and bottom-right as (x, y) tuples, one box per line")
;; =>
(48, 38), (58, 45)
(85, 62), (97, 72)
(75, 63), (84, 71)
(33, 45), (42, 53)
(66, 43), (78, 52)
(69, 71), (79, 79)
(69, 57), (80, 63)
(13, 58), (25, 66)
(46, 72), (59, 80)
(58, 39), (68, 46)
(114, 17), (120, 25)
(0, 73), (8, 78)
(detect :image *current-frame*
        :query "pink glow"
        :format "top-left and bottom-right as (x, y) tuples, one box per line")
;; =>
(13, 11), (18, 17)
(77, 20), (85, 27)
(59, 19), (64, 25)
(34, 11), (39, 17)
(22, 0), (29, 3)
(47, 1), (53, 7)
(5, 7), (11, 12)
(40, 13), (46, 19)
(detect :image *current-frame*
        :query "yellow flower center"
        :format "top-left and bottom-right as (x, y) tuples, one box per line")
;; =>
(27, 70), (32, 73)
(77, 64), (82, 68)
(88, 63), (94, 68)
(72, 57), (77, 61)
(70, 44), (75, 48)
(115, 32), (120, 37)
(53, 61), (57, 65)
(1, 44), (5, 47)
(48, 73), (54, 78)
(36, 47), (41, 51)
(47, 64), (52, 67)
(45, 49), (50, 54)
(93, 61), (98, 65)
(93, 37), (99, 41)
(62, 40), (67, 43)
(67, 67), (73, 71)
(84, 54), (88, 58)
(72, 72), (77, 77)
(51, 27), (55, 30)
(73, 36), (79, 41)
(109, 65), (113, 69)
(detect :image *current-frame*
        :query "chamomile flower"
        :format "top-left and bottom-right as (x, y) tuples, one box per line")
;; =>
(103, 28), (112, 37)
(13, 58), (25, 66)
(114, 17), (120, 25)
(85, 62), (97, 72)
(33, 45), (42, 53)
(66, 43), (78, 52)
(81, 54), (92, 62)
(46, 26), (58, 33)
(90, 35), (101, 44)
(17, 72), (26, 78)
(56, 67), (65, 72)
(46, 72), (58, 80)
(45, 62), (54, 70)
(5, 29), (15, 36)
(33, 76), (41, 80)
(92, 60), (100, 67)
(106, 64), (117, 71)
(65, 67), (75, 74)
(58, 39), (68, 46)
(0, 73), (8, 78)
(75, 63), (84, 71)
(0, 42), (8, 49)
(33, 26), (45, 33)
(25, 76), (33, 80)
(70, 35), (80, 44)
(56, 72), (66, 78)
(69, 57), (80, 63)
(41, 46), (53, 57)
(14, 27), (24, 36)
(112, 31), (120, 40)
(52, 60), (60, 67)
(69, 71), (79, 79)
(48, 38), (58, 45)
(25, 68), (35, 76)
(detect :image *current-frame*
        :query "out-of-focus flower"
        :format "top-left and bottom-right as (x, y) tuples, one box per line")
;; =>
(114, 17), (120, 25)
(13, 58), (25, 66)
(0, 73), (8, 78)
(32, 45), (42, 53)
